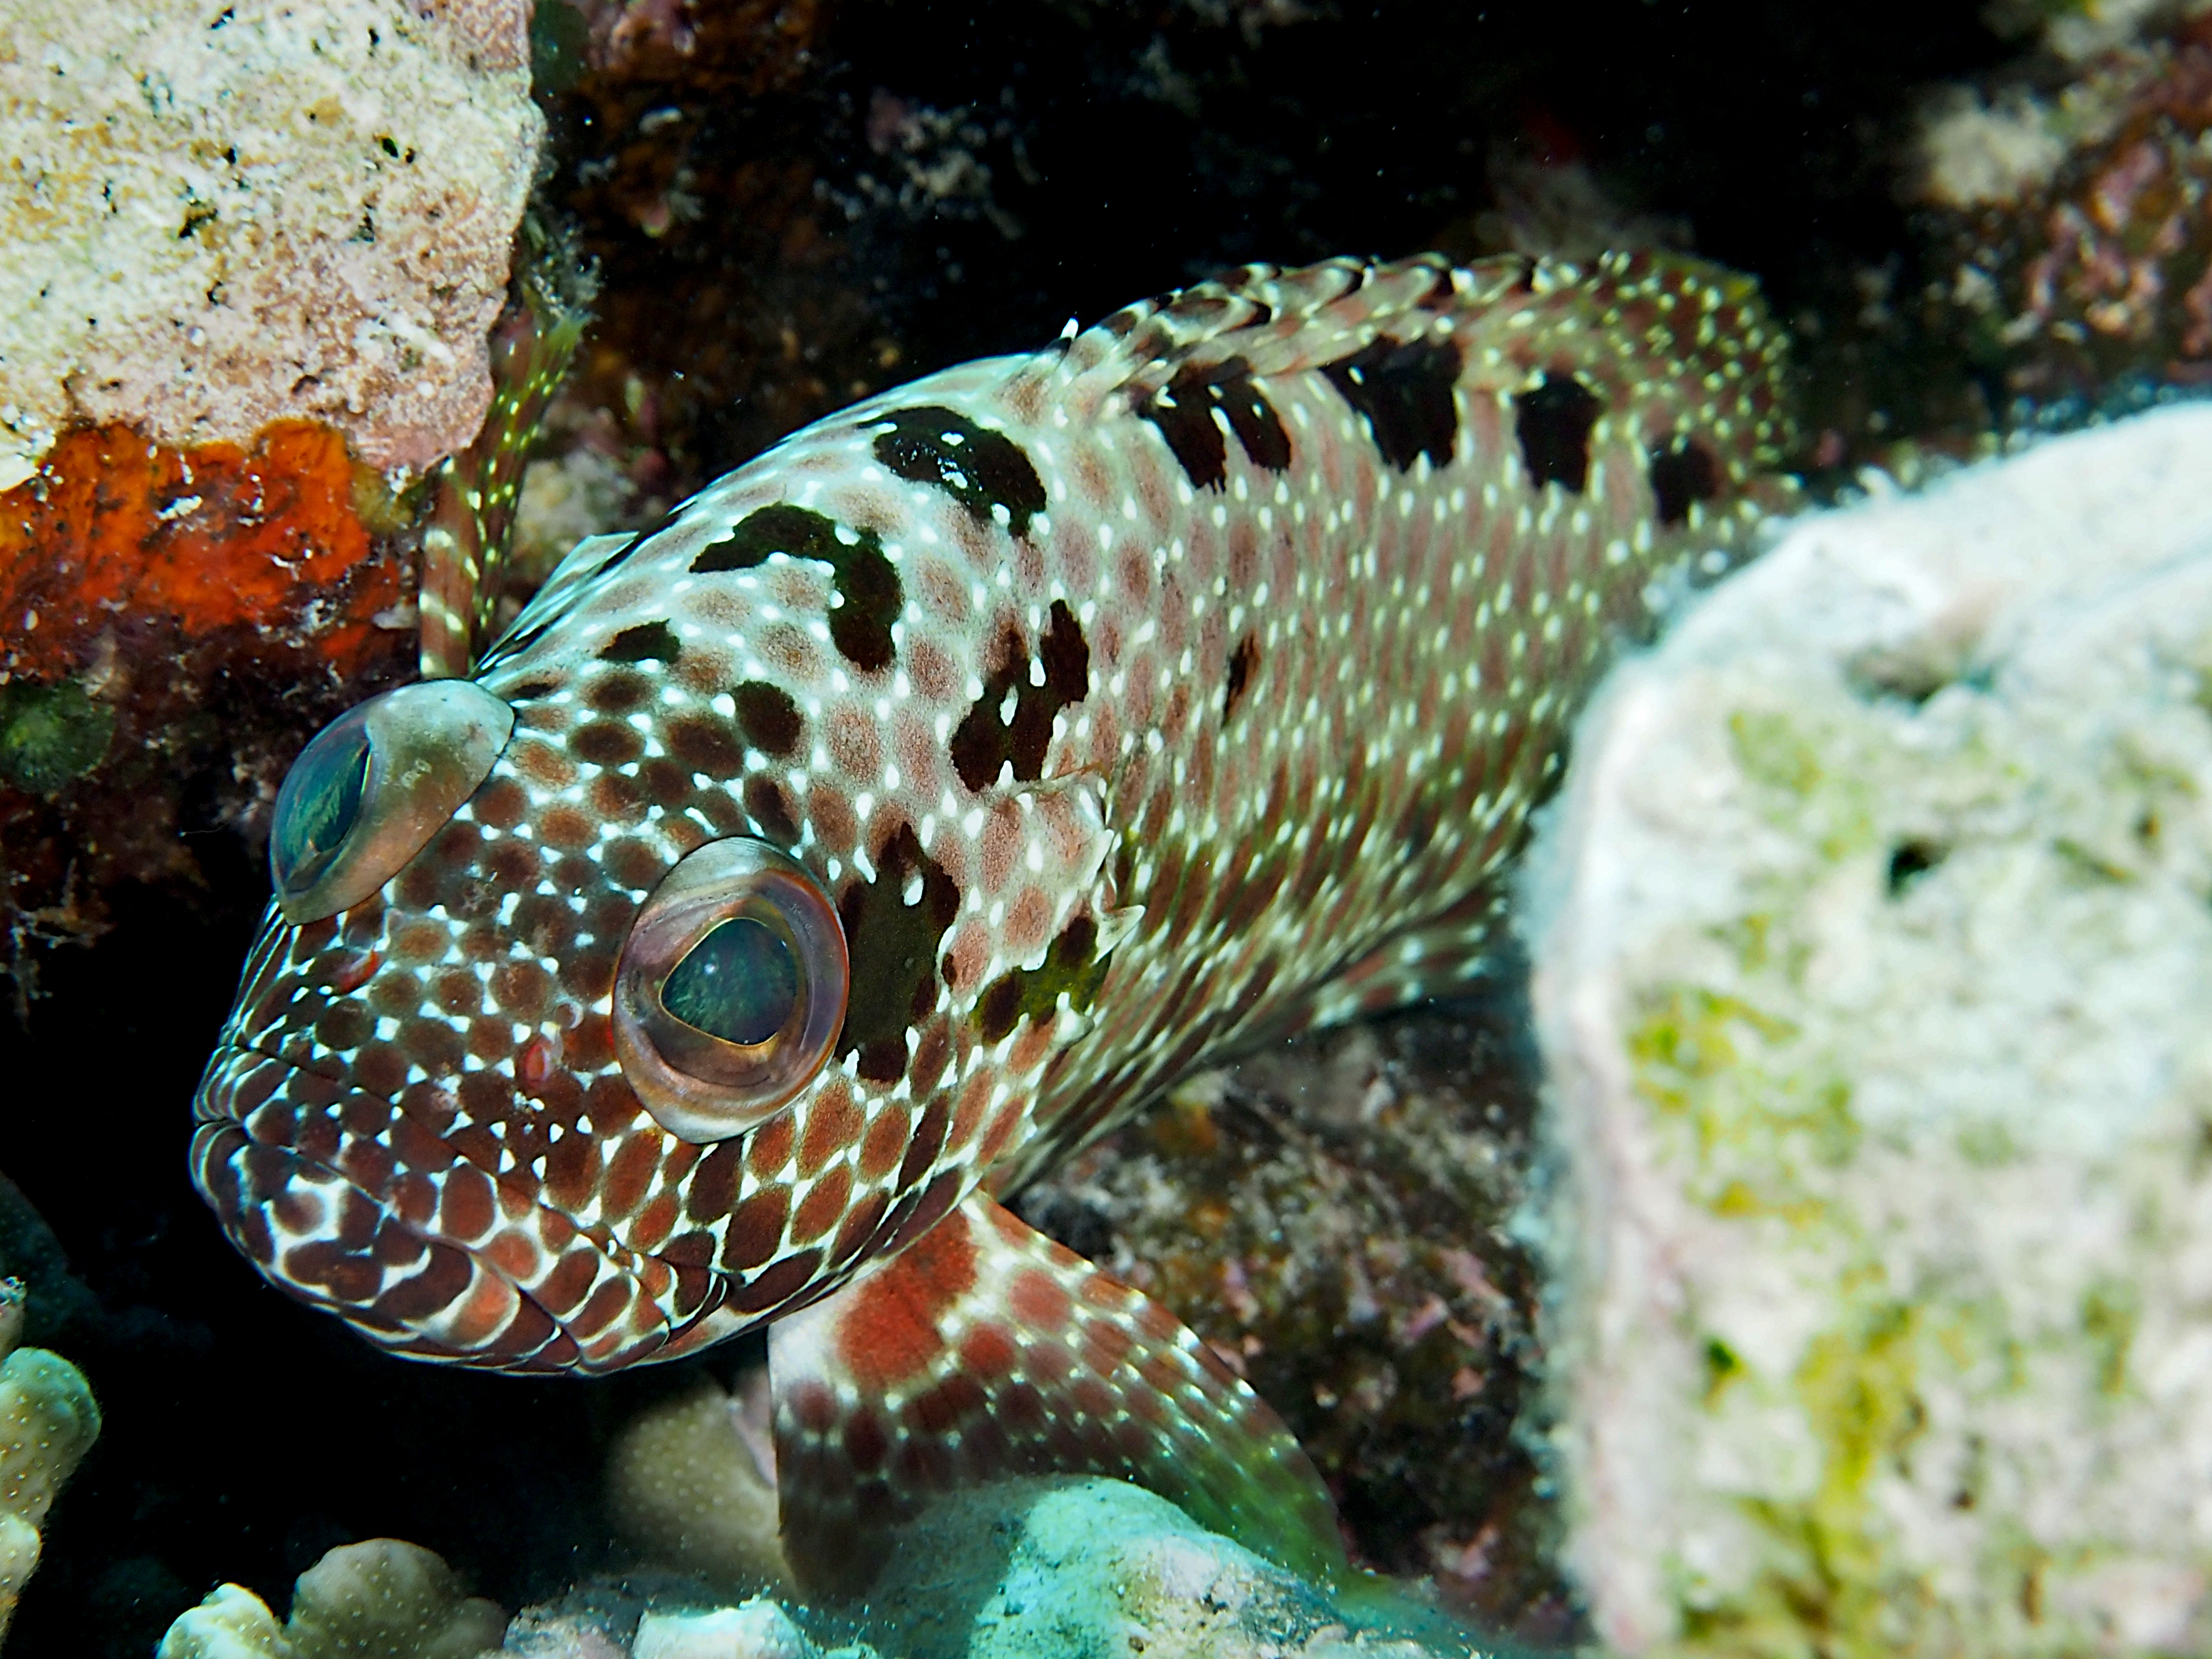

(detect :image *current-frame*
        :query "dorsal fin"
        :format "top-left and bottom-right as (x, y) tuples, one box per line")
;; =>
(1019, 249), (1795, 497)
(1038, 254), (1457, 417)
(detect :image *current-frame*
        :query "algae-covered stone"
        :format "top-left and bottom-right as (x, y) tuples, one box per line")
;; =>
(857, 1477), (1479, 1659)
(1528, 405), (2212, 1656)
(0, 0), (542, 485)
(0, 678), (114, 795)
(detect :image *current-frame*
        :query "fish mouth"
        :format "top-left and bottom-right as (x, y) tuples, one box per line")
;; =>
(192, 1040), (693, 1375)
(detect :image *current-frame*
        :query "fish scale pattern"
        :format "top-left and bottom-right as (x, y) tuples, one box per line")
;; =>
(194, 248), (1792, 1383)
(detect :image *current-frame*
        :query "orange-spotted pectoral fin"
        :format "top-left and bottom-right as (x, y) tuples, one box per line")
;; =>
(768, 1189), (1346, 1596)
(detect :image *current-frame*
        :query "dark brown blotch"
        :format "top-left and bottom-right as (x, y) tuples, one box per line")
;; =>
(836, 823), (960, 1080)
(1322, 335), (1462, 472)
(666, 713), (746, 779)
(572, 721), (644, 768)
(585, 669), (653, 713)
(1137, 356), (1291, 491)
(976, 973), (1023, 1043)
(691, 505), (902, 673)
(971, 914), (1107, 1042)
(949, 601), (1090, 792)
(1514, 371), (1603, 495)
(732, 681), (802, 758)
(599, 620), (682, 664)
(869, 405), (1046, 539)
(743, 776), (800, 847)
(1649, 435), (1722, 527)
(1224, 634), (1259, 723)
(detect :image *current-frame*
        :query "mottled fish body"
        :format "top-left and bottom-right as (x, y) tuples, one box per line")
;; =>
(195, 250), (1790, 1586)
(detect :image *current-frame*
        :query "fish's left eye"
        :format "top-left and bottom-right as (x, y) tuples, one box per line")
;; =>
(614, 837), (849, 1143)
(269, 680), (515, 924)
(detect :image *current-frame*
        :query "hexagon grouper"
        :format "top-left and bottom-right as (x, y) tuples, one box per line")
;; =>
(195, 250), (1793, 1590)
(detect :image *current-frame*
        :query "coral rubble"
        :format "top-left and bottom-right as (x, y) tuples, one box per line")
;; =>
(1911, 11), (2212, 407)
(1014, 1006), (1573, 1645)
(854, 1478), (1464, 1659)
(0, 0), (542, 488)
(1529, 405), (2212, 1656)
(158, 1539), (505, 1659)
(0, 1281), (101, 1647)
(506, 1478), (1479, 1659)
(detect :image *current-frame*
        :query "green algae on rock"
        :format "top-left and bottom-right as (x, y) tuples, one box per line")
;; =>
(1529, 405), (2212, 1658)
(0, 681), (114, 799)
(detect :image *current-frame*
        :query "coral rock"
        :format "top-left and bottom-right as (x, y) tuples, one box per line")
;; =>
(605, 1374), (789, 1591)
(1913, 17), (2212, 403)
(158, 1538), (507, 1659)
(0, 0), (542, 487)
(0, 420), (414, 988)
(0, 423), (405, 688)
(1529, 405), (2212, 1656)
(0, 1318), (101, 1645)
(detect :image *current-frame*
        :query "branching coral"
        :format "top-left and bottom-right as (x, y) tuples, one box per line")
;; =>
(0, 1280), (101, 1647)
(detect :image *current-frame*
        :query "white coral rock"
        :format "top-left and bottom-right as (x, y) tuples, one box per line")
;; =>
(0, 0), (542, 488)
(1527, 405), (2212, 1658)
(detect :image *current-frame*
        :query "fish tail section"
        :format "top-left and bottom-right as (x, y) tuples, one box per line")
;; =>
(1454, 248), (1798, 524)
(769, 1190), (1346, 1596)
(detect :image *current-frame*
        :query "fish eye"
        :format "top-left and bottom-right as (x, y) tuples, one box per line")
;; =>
(614, 837), (849, 1143)
(269, 680), (516, 925)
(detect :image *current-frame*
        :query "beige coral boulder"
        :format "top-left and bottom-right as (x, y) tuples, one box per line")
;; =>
(0, 0), (542, 487)
(1527, 405), (2212, 1656)
(605, 1372), (790, 1591)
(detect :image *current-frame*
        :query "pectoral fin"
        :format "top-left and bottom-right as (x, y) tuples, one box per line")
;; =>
(768, 1189), (1345, 1595)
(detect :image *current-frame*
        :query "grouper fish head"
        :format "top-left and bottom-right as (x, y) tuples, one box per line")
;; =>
(190, 393), (1132, 1380)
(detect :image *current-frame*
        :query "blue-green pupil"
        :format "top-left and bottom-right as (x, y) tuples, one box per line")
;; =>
(661, 917), (798, 1046)
(272, 724), (371, 896)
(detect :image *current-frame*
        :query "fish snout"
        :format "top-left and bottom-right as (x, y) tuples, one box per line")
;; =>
(190, 1043), (685, 1374)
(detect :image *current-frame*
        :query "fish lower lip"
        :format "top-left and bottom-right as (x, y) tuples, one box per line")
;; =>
(190, 1042), (657, 1374)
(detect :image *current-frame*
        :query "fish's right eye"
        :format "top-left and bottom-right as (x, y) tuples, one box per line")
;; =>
(614, 837), (849, 1144)
(272, 714), (372, 897)
(268, 680), (515, 925)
